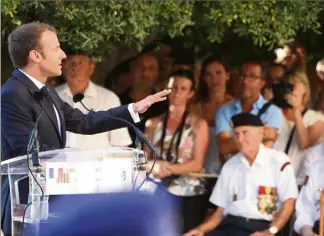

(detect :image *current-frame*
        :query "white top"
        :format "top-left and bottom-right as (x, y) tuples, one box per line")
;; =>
(294, 159), (324, 233)
(55, 82), (132, 148)
(210, 144), (298, 221)
(277, 109), (324, 179)
(301, 141), (324, 180)
(19, 69), (62, 136)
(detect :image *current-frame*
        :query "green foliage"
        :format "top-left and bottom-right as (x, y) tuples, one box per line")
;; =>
(1, 0), (323, 61)
(1, 0), (194, 60)
(197, 0), (323, 49)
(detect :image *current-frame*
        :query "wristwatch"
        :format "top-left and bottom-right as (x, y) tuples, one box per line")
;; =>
(269, 226), (278, 234)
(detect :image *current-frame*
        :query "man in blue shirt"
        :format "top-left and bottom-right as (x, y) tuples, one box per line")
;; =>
(216, 62), (283, 160)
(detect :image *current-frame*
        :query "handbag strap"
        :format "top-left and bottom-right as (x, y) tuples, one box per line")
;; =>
(284, 109), (308, 154)
(257, 101), (272, 118)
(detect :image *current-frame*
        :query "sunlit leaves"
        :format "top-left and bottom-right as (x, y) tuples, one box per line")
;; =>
(1, 0), (322, 59)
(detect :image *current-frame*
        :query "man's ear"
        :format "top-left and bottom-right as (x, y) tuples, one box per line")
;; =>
(89, 61), (96, 76)
(29, 50), (42, 64)
(260, 79), (266, 90)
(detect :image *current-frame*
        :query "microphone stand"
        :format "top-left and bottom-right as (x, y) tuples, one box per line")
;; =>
(22, 99), (47, 235)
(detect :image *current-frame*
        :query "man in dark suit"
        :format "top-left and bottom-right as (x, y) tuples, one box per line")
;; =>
(1, 22), (170, 235)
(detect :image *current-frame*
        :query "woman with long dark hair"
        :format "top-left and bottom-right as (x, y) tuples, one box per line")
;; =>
(145, 69), (209, 233)
(192, 56), (233, 175)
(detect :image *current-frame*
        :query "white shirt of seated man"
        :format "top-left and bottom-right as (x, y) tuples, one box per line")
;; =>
(301, 141), (324, 181)
(56, 81), (132, 148)
(183, 113), (298, 236)
(294, 158), (324, 236)
(210, 143), (298, 221)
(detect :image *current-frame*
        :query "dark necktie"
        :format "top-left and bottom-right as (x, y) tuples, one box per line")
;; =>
(41, 86), (60, 135)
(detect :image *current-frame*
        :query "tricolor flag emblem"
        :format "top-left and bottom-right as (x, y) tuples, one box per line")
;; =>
(49, 168), (54, 179)
(56, 168), (71, 184)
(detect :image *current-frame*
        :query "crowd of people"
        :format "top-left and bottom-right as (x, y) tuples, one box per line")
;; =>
(45, 40), (324, 236)
(2, 22), (324, 236)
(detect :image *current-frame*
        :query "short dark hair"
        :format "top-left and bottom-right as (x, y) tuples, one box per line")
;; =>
(268, 62), (286, 71)
(8, 22), (56, 68)
(169, 69), (195, 90)
(133, 53), (159, 69)
(104, 57), (135, 89)
(241, 61), (267, 80)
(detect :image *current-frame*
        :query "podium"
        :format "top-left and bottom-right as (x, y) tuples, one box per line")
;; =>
(1, 147), (147, 236)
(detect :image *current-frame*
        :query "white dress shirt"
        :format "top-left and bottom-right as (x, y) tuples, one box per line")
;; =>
(19, 69), (62, 136)
(277, 109), (324, 180)
(294, 159), (324, 233)
(210, 144), (298, 221)
(301, 141), (324, 181)
(55, 82), (132, 148)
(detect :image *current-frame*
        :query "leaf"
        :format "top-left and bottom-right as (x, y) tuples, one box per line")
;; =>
(0, 0), (322, 58)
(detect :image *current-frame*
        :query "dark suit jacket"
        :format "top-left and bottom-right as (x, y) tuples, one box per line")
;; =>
(1, 69), (135, 234)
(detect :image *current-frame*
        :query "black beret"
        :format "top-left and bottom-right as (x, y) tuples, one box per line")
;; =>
(231, 112), (264, 128)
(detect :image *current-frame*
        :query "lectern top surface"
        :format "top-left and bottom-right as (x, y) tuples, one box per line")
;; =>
(0, 147), (140, 175)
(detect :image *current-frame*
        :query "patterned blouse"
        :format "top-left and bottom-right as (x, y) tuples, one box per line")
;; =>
(151, 113), (207, 197)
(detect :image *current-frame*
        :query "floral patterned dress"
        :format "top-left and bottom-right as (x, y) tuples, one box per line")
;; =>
(151, 114), (207, 197)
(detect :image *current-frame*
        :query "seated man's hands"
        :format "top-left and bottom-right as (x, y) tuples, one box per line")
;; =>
(263, 125), (278, 142)
(263, 88), (274, 101)
(262, 122), (278, 148)
(300, 226), (318, 236)
(133, 89), (171, 113)
(249, 230), (273, 236)
(183, 228), (204, 236)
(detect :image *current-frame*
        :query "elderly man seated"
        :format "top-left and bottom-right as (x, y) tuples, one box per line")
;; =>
(294, 157), (324, 236)
(184, 112), (298, 236)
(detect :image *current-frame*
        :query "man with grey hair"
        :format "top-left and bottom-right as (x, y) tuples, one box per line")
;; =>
(56, 53), (132, 148)
(185, 113), (298, 236)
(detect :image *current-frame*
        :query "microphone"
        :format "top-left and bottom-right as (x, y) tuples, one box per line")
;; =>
(27, 87), (48, 166)
(72, 93), (156, 152)
(73, 93), (92, 112)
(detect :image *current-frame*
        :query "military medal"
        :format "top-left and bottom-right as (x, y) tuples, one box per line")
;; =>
(265, 186), (272, 214)
(258, 186), (266, 214)
(271, 188), (278, 216)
